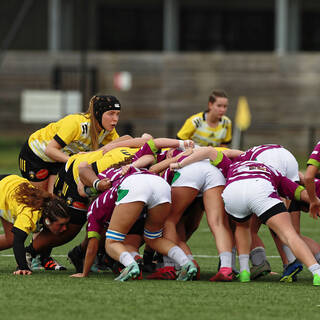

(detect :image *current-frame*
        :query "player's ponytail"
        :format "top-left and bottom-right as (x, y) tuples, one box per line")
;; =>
(14, 183), (69, 222)
(85, 95), (100, 150)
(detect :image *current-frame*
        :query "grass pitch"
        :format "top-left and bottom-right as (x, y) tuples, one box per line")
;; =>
(1, 215), (320, 320)
(0, 135), (319, 320)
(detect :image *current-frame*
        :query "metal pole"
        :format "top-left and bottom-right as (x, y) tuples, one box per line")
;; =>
(288, 0), (300, 52)
(48, 0), (61, 52)
(163, 0), (179, 51)
(80, 0), (89, 111)
(275, 0), (288, 55)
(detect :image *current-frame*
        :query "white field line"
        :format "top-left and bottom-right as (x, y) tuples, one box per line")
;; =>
(0, 254), (282, 259)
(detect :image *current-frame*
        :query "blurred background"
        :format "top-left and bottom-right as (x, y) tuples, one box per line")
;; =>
(1, 0), (320, 169)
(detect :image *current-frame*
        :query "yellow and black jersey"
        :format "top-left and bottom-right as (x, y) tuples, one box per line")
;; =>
(177, 112), (232, 147)
(0, 175), (42, 234)
(91, 147), (139, 175)
(28, 113), (119, 162)
(63, 147), (139, 185)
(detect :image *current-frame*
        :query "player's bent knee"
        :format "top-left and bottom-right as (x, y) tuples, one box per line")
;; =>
(106, 229), (126, 243)
(144, 228), (163, 240)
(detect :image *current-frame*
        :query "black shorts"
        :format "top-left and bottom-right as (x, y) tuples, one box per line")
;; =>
(18, 140), (64, 182)
(227, 202), (287, 225)
(54, 161), (89, 225)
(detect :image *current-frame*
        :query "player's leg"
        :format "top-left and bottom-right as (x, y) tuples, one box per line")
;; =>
(204, 186), (234, 281)
(266, 211), (320, 285)
(0, 218), (14, 250)
(106, 201), (145, 281)
(144, 202), (197, 281)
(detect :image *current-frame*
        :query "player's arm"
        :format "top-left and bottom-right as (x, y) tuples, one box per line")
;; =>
(170, 146), (218, 170)
(78, 162), (111, 196)
(71, 237), (99, 278)
(149, 149), (193, 174)
(45, 139), (69, 163)
(101, 136), (149, 154)
(11, 227), (32, 275)
(153, 138), (194, 150)
(304, 164), (320, 218)
(220, 148), (244, 159)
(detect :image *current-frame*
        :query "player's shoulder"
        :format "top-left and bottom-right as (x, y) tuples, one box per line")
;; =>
(220, 115), (232, 127)
(59, 113), (89, 125)
(189, 111), (205, 126)
(221, 115), (232, 123)
(189, 111), (205, 120)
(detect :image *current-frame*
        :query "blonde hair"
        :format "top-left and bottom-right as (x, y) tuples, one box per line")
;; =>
(85, 95), (101, 150)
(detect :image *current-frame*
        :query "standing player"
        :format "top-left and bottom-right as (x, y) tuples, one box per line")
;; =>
(177, 90), (232, 147)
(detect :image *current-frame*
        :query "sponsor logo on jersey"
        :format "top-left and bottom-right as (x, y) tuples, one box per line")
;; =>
(35, 169), (49, 180)
(72, 201), (87, 210)
(29, 171), (35, 179)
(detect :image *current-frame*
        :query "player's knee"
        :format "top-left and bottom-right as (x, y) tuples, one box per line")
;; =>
(105, 229), (126, 245)
(143, 228), (163, 243)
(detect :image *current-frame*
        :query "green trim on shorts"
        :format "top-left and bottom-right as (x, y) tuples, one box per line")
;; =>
(210, 151), (224, 166)
(87, 231), (101, 240)
(294, 185), (305, 201)
(117, 187), (129, 201)
(307, 158), (320, 168)
(171, 171), (181, 184)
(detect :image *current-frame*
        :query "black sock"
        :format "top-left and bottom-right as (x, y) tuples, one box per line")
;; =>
(25, 243), (38, 258)
(143, 250), (155, 265)
(40, 247), (52, 263)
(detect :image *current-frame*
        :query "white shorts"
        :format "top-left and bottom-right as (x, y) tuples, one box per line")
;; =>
(222, 178), (283, 221)
(256, 148), (299, 182)
(116, 174), (171, 209)
(171, 160), (225, 194)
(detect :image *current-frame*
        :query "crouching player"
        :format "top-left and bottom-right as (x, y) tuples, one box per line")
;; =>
(170, 147), (320, 286)
(71, 159), (197, 281)
(0, 174), (70, 275)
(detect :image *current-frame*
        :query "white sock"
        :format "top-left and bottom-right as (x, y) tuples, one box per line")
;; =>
(239, 254), (250, 273)
(163, 255), (176, 267)
(219, 251), (232, 268)
(308, 263), (320, 277)
(168, 246), (189, 267)
(282, 245), (296, 264)
(119, 251), (135, 267)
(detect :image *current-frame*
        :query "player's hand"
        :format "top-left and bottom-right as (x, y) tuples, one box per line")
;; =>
(183, 140), (194, 149)
(121, 165), (131, 175)
(181, 148), (193, 157)
(13, 269), (32, 275)
(97, 178), (112, 191)
(170, 162), (182, 170)
(77, 180), (87, 197)
(309, 199), (320, 219)
(70, 273), (86, 278)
